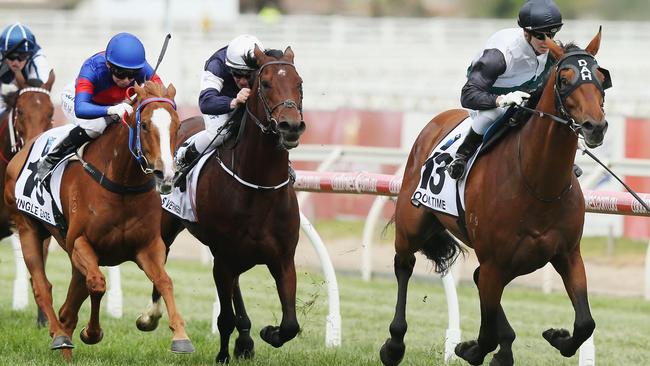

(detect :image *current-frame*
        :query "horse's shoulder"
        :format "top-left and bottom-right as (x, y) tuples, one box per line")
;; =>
(177, 116), (205, 145)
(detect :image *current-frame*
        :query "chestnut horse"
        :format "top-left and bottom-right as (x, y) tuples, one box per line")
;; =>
(137, 46), (305, 363)
(4, 81), (194, 359)
(380, 31), (610, 366)
(0, 70), (55, 326)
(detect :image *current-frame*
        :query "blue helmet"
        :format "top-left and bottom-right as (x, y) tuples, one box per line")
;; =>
(105, 32), (146, 69)
(0, 22), (39, 56)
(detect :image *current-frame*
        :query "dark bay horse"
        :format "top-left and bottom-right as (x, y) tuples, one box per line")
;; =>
(380, 31), (610, 366)
(137, 46), (305, 363)
(4, 81), (194, 360)
(1, 69), (55, 326)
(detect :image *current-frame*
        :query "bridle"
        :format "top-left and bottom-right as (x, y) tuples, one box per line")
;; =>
(245, 60), (304, 136)
(7, 86), (51, 153)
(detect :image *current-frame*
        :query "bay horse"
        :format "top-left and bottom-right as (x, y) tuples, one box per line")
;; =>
(4, 81), (194, 359)
(380, 30), (610, 366)
(137, 46), (305, 363)
(0, 69), (55, 326)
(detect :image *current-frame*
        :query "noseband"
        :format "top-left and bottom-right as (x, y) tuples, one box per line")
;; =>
(245, 60), (304, 135)
(122, 97), (177, 174)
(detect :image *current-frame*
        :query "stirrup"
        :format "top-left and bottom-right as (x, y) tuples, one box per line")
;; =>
(446, 158), (468, 180)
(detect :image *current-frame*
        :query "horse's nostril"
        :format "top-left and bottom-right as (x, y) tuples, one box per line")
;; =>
(277, 121), (291, 132)
(582, 121), (594, 132)
(153, 170), (164, 180)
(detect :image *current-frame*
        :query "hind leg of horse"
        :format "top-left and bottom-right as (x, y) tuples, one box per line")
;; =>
(379, 251), (416, 366)
(260, 259), (300, 348)
(213, 263), (237, 363)
(58, 267), (89, 340)
(232, 277), (255, 359)
(36, 237), (52, 328)
(543, 250), (595, 357)
(70, 236), (106, 345)
(137, 212), (184, 331)
(455, 263), (505, 365)
(468, 268), (516, 366)
(135, 238), (193, 353)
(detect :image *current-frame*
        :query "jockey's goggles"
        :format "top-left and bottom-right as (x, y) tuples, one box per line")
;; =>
(527, 29), (559, 41)
(4, 52), (30, 61)
(109, 64), (140, 80)
(230, 68), (252, 79)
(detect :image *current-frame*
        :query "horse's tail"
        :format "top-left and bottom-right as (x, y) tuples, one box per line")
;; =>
(420, 228), (466, 275)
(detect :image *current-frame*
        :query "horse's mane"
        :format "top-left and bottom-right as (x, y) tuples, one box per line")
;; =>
(3, 78), (45, 109)
(509, 42), (581, 126)
(243, 48), (285, 70)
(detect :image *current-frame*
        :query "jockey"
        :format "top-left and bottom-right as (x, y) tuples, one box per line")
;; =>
(37, 32), (162, 180)
(0, 22), (51, 116)
(173, 34), (264, 173)
(446, 0), (563, 180)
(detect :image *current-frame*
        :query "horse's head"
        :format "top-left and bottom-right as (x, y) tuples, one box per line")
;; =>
(545, 28), (612, 148)
(127, 81), (179, 194)
(7, 70), (55, 144)
(251, 45), (305, 149)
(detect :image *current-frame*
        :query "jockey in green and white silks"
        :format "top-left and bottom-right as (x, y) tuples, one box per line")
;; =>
(447, 0), (564, 180)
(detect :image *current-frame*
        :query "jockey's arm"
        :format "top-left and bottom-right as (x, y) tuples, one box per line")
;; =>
(198, 69), (234, 116)
(460, 48), (507, 110)
(74, 78), (110, 119)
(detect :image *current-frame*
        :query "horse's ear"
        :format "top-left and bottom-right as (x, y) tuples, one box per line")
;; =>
(254, 45), (269, 67)
(43, 70), (55, 91)
(133, 83), (145, 100)
(546, 38), (564, 61)
(13, 69), (26, 89)
(585, 26), (602, 56)
(166, 83), (176, 99)
(282, 46), (294, 63)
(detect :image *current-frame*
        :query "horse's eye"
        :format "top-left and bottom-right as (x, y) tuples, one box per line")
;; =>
(141, 122), (149, 132)
(559, 77), (569, 88)
(261, 80), (271, 88)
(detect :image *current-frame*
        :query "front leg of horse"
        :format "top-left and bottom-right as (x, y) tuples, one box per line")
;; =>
(213, 265), (237, 363)
(544, 253), (595, 357)
(70, 238), (106, 345)
(233, 278), (255, 359)
(455, 265), (504, 366)
(380, 253), (415, 366)
(136, 241), (194, 354)
(260, 260), (300, 348)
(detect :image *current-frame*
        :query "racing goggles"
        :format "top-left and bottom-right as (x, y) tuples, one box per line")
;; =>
(109, 64), (140, 80)
(4, 52), (30, 61)
(230, 68), (252, 79)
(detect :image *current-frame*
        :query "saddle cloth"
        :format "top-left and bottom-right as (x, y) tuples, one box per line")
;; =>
(161, 135), (209, 222)
(410, 116), (480, 217)
(15, 124), (76, 227)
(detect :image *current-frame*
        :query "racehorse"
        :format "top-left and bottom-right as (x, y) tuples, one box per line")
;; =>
(136, 46), (305, 363)
(0, 69), (55, 326)
(380, 30), (610, 366)
(4, 80), (194, 360)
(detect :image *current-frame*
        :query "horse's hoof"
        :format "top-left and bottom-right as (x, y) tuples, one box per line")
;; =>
(379, 338), (405, 366)
(490, 351), (514, 366)
(260, 326), (283, 348)
(136, 314), (160, 332)
(455, 340), (485, 366)
(171, 339), (195, 354)
(79, 327), (103, 345)
(234, 336), (255, 359)
(51, 335), (74, 350)
(542, 328), (575, 357)
(215, 351), (230, 364)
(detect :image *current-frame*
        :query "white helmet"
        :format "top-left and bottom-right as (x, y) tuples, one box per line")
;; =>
(225, 34), (264, 71)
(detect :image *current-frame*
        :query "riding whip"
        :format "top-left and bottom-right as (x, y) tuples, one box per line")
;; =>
(151, 33), (171, 78)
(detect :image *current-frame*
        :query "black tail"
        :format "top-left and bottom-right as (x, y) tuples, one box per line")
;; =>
(419, 229), (465, 275)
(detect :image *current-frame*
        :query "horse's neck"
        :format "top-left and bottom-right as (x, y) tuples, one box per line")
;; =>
(232, 105), (289, 185)
(88, 122), (149, 186)
(519, 86), (577, 197)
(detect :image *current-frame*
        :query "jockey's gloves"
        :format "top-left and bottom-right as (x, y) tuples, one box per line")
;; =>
(107, 102), (134, 118)
(496, 91), (530, 108)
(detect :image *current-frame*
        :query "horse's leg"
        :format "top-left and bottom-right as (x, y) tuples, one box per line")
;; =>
(135, 238), (194, 354)
(137, 212), (184, 332)
(36, 237), (52, 327)
(58, 267), (89, 339)
(233, 276), (255, 359)
(379, 252), (416, 366)
(18, 225), (70, 349)
(468, 268), (516, 366)
(543, 250), (595, 357)
(213, 262), (237, 363)
(70, 236), (106, 345)
(455, 263), (505, 365)
(260, 258), (300, 348)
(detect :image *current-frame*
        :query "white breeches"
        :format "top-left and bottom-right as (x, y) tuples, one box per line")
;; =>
(60, 81), (107, 138)
(469, 106), (508, 135)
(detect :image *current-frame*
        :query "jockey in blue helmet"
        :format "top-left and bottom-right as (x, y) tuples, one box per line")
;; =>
(0, 22), (51, 115)
(37, 32), (162, 180)
(446, 0), (563, 180)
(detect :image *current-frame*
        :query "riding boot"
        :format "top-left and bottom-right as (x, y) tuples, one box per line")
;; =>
(446, 128), (484, 180)
(172, 142), (201, 190)
(37, 126), (93, 181)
